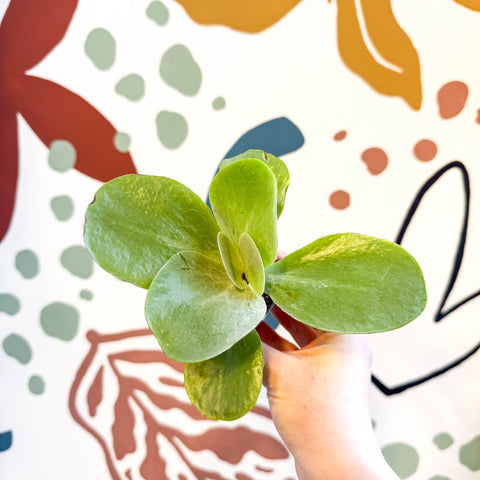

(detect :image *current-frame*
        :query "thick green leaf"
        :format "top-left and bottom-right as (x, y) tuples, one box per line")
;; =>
(209, 158), (278, 266)
(264, 233), (427, 333)
(220, 150), (290, 217)
(84, 174), (220, 288)
(184, 330), (264, 420)
(239, 232), (265, 296)
(217, 231), (246, 289)
(145, 251), (266, 362)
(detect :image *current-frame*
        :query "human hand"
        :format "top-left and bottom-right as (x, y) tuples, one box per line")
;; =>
(257, 305), (399, 480)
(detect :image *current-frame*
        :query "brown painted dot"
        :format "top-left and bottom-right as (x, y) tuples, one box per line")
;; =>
(333, 130), (347, 141)
(476, 109), (480, 124)
(329, 190), (350, 210)
(413, 139), (438, 162)
(361, 147), (388, 175)
(437, 81), (468, 119)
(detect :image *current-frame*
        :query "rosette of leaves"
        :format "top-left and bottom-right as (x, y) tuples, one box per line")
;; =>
(84, 150), (427, 420)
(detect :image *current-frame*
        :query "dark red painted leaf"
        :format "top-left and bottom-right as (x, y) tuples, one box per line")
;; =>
(0, 0), (79, 75)
(15, 75), (136, 181)
(0, 105), (18, 241)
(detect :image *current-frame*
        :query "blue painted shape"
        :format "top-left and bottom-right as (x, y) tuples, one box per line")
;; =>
(0, 431), (12, 452)
(223, 117), (304, 159)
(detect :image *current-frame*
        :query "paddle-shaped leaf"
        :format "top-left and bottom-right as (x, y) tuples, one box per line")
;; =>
(184, 330), (264, 420)
(145, 251), (266, 362)
(220, 150), (290, 217)
(209, 158), (277, 266)
(239, 232), (265, 296)
(217, 231), (246, 289)
(264, 233), (427, 333)
(84, 174), (219, 288)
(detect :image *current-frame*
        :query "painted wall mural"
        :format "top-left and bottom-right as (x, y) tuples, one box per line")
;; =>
(1, 0), (480, 479)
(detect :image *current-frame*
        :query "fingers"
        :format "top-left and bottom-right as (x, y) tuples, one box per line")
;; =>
(256, 321), (297, 352)
(271, 304), (318, 348)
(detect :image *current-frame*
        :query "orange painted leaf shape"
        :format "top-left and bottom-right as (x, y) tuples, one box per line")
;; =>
(172, 0), (301, 32)
(452, 0), (480, 11)
(335, 0), (422, 110)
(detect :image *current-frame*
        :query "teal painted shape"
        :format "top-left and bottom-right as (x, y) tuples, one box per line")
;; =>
(0, 431), (12, 452)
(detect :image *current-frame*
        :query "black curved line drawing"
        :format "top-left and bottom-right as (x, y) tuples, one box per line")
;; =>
(373, 161), (480, 395)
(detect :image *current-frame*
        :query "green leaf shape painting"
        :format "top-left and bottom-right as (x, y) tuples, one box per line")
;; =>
(84, 151), (427, 420)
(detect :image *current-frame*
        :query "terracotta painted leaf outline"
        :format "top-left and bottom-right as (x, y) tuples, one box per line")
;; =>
(0, 0), (136, 241)
(172, 0), (302, 33)
(372, 161), (480, 394)
(334, 0), (422, 110)
(70, 329), (294, 480)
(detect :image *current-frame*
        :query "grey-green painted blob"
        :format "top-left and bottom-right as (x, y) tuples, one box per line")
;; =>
(51, 195), (74, 221)
(155, 111), (188, 149)
(381, 443), (419, 479)
(28, 375), (45, 395)
(48, 140), (76, 172)
(85, 28), (116, 70)
(61, 245), (94, 279)
(15, 249), (39, 279)
(40, 302), (79, 341)
(115, 74), (145, 101)
(433, 432), (454, 450)
(160, 45), (202, 96)
(80, 289), (93, 300)
(2, 334), (32, 364)
(212, 96), (226, 110)
(114, 132), (131, 153)
(428, 476), (450, 480)
(146, 1), (169, 26)
(0, 294), (20, 315)
(459, 435), (480, 471)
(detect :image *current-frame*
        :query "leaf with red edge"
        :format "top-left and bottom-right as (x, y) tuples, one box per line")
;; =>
(15, 75), (136, 181)
(0, 0), (79, 75)
(0, 105), (18, 241)
(69, 329), (294, 480)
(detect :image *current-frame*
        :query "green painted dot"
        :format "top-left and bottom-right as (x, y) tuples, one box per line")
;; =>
(114, 132), (131, 153)
(15, 249), (39, 279)
(459, 435), (480, 471)
(428, 476), (450, 480)
(115, 74), (145, 101)
(433, 432), (454, 450)
(28, 375), (45, 395)
(160, 44), (202, 96)
(2, 334), (32, 364)
(85, 27), (116, 70)
(212, 96), (226, 110)
(80, 289), (93, 300)
(0, 294), (20, 315)
(146, 1), (169, 26)
(48, 140), (76, 172)
(40, 302), (79, 341)
(50, 195), (74, 221)
(381, 443), (419, 479)
(60, 245), (94, 279)
(155, 111), (188, 149)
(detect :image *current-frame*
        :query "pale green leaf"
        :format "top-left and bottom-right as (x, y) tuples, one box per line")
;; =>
(84, 174), (219, 288)
(264, 233), (427, 333)
(209, 158), (278, 266)
(184, 330), (264, 420)
(239, 232), (265, 296)
(217, 231), (246, 289)
(220, 150), (290, 217)
(145, 251), (266, 362)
